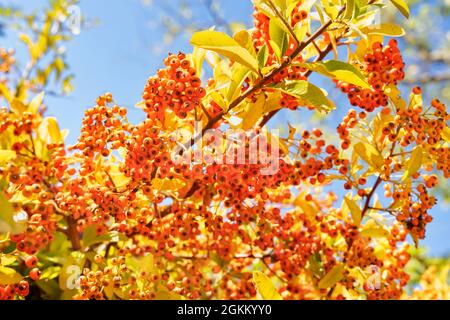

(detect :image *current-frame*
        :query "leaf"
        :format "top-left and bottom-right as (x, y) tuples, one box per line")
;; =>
(272, 80), (335, 112)
(353, 141), (384, 169)
(19, 33), (39, 61)
(253, 271), (282, 300)
(82, 225), (126, 248)
(238, 92), (266, 129)
(389, 0), (410, 19)
(360, 227), (389, 238)
(0, 255), (16, 266)
(360, 23), (405, 37)
(0, 193), (26, 235)
(29, 92), (45, 114)
(0, 150), (16, 164)
(0, 266), (23, 285)
(190, 30), (259, 73)
(257, 44), (269, 70)
(151, 177), (186, 192)
(402, 146), (423, 181)
(233, 29), (257, 57)
(40, 266), (61, 280)
(441, 127), (450, 143)
(301, 60), (371, 89)
(226, 64), (251, 103)
(38, 117), (63, 144)
(269, 17), (288, 60)
(344, 196), (362, 226)
(318, 264), (345, 289)
(0, 82), (13, 103)
(343, 0), (355, 20)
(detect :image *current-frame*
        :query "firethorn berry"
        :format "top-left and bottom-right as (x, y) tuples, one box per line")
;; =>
(25, 255), (38, 268)
(29, 268), (41, 281)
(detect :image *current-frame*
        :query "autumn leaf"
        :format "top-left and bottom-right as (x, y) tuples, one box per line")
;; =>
(344, 196), (362, 226)
(360, 23), (405, 37)
(301, 60), (371, 89)
(190, 30), (259, 73)
(253, 271), (282, 300)
(272, 80), (335, 112)
(318, 264), (345, 289)
(402, 146), (423, 181)
(389, 0), (410, 19)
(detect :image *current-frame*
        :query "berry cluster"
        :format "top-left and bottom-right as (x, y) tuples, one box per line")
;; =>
(143, 52), (206, 120)
(336, 39), (405, 111)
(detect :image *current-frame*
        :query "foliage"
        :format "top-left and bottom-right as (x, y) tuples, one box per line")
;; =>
(0, 0), (449, 300)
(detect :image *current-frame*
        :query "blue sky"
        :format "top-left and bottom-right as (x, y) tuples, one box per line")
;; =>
(1, 0), (448, 256)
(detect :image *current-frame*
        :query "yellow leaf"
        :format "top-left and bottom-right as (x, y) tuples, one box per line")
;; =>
(190, 30), (259, 73)
(19, 33), (39, 61)
(0, 193), (26, 235)
(402, 146), (423, 181)
(441, 127), (450, 142)
(0, 150), (16, 164)
(253, 271), (282, 300)
(360, 227), (389, 238)
(389, 0), (410, 19)
(39, 117), (63, 144)
(0, 82), (13, 103)
(10, 99), (27, 114)
(151, 178), (186, 192)
(29, 92), (45, 114)
(384, 84), (406, 111)
(344, 196), (362, 226)
(353, 142), (383, 169)
(237, 92), (266, 130)
(318, 264), (345, 289)
(273, 80), (335, 112)
(360, 23), (405, 37)
(301, 60), (371, 89)
(0, 266), (23, 285)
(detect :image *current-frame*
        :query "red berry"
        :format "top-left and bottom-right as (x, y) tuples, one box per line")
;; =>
(25, 255), (38, 268)
(29, 268), (41, 281)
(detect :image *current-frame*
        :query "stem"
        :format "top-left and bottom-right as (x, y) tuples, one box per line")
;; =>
(67, 216), (81, 251)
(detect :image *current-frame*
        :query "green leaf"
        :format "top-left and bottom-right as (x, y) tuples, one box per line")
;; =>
(190, 30), (259, 73)
(269, 17), (288, 60)
(318, 264), (345, 289)
(344, 196), (362, 226)
(257, 44), (269, 70)
(226, 64), (252, 103)
(253, 271), (282, 300)
(0, 150), (16, 164)
(389, 0), (410, 19)
(343, 0), (356, 20)
(301, 60), (371, 89)
(360, 23), (405, 37)
(0, 266), (23, 285)
(40, 266), (61, 280)
(272, 80), (335, 112)
(402, 146), (423, 181)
